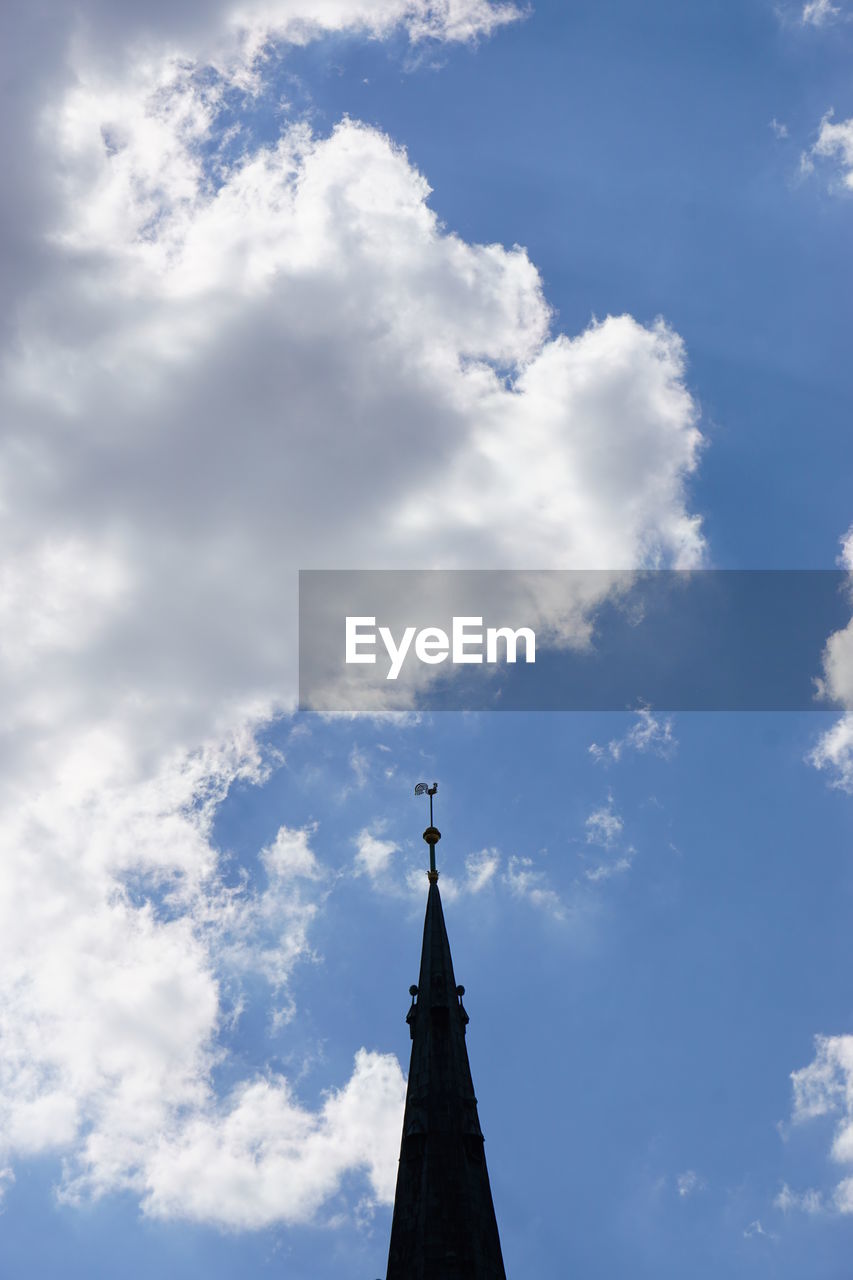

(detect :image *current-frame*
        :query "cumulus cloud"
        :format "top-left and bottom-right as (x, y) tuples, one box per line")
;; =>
(0, 799), (336, 1212)
(138, 1048), (405, 1228)
(0, 0), (706, 1229)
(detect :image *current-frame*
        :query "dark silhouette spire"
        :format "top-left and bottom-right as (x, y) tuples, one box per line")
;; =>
(385, 787), (507, 1279)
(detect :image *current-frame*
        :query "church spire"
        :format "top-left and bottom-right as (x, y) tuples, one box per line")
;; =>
(385, 786), (507, 1280)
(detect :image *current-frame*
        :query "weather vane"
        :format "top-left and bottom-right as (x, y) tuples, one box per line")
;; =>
(414, 782), (440, 880)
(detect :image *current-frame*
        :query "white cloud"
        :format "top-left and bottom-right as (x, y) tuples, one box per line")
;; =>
(834, 1177), (853, 1212)
(786, 1035), (853, 1213)
(769, 118), (789, 139)
(676, 1169), (705, 1197)
(821, 620), (853, 709)
(262, 824), (324, 881)
(349, 745), (370, 788)
(583, 794), (635, 882)
(775, 1182), (824, 1214)
(584, 858), (633, 883)
(0, 0), (706, 1229)
(138, 1048), (405, 1228)
(804, 112), (853, 190)
(0, 792), (332, 1213)
(585, 796), (624, 848)
(791, 1035), (853, 1124)
(247, 825), (329, 1002)
(808, 528), (853, 789)
(364, 840), (497, 897)
(743, 1218), (775, 1239)
(809, 713), (853, 792)
(407, 865), (446, 896)
(802, 0), (841, 25)
(839, 525), (853, 571)
(355, 828), (400, 878)
(503, 854), (565, 919)
(786, 576), (853, 1221)
(589, 705), (676, 764)
(465, 846), (500, 891)
(232, 0), (524, 51)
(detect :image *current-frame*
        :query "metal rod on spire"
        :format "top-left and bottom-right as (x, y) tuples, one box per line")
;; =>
(414, 782), (440, 880)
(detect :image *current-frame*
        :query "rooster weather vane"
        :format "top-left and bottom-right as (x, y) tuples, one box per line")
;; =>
(414, 782), (441, 880)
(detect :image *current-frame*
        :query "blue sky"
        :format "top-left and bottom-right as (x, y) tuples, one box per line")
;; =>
(2, 1), (853, 1277)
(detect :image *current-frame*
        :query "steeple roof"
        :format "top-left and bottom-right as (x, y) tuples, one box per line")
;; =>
(385, 805), (507, 1279)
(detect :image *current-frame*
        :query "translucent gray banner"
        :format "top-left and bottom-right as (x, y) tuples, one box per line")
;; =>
(298, 570), (850, 713)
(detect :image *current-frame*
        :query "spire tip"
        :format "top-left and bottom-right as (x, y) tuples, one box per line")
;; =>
(415, 782), (440, 875)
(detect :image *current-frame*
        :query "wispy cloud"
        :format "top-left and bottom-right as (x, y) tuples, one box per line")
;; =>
(220, 823), (329, 1007)
(359, 831), (499, 901)
(347, 745), (370, 790)
(801, 0), (841, 25)
(676, 1169), (706, 1197)
(585, 797), (624, 847)
(775, 1183), (824, 1214)
(582, 794), (635, 882)
(743, 1218), (776, 1239)
(503, 854), (565, 919)
(589, 706), (676, 765)
(464, 847), (501, 892)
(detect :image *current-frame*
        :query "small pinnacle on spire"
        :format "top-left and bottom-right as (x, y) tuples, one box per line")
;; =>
(414, 782), (440, 879)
